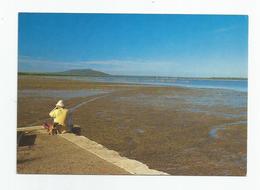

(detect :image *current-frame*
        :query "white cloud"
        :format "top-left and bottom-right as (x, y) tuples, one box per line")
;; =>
(18, 55), (181, 76)
(213, 26), (236, 33)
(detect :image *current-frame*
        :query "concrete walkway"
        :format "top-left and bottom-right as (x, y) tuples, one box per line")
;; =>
(17, 126), (168, 175)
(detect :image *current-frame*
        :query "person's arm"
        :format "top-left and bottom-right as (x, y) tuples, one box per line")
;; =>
(49, 107), (57, 118)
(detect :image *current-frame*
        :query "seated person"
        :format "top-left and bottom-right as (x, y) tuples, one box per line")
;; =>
(49, 100), (72, 133)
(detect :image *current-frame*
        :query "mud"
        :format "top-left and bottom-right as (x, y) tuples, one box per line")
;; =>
(17, 75), (247, 175)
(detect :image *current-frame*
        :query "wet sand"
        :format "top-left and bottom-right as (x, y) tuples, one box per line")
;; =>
(17, 75), (247, 175)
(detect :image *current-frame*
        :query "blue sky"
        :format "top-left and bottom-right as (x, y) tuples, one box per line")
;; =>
(18, 13), (248, 77)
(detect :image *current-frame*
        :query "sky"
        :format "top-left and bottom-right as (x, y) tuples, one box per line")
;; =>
(18, 13), (248, 77)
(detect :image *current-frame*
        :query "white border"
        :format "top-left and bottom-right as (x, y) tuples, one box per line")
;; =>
(1, 0), (260, 190)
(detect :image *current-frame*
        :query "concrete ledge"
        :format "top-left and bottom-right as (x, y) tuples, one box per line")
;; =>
(60, 133), (168, 175)
(17, 126), (44, 132)
(17, 126), (168, 175)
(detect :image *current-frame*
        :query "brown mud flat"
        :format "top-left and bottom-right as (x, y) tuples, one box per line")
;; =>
(17, 75), (247, 175)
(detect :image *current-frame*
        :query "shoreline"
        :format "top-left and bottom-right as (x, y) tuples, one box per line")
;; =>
(44, 75), (248, 92)
(19, 75), (248, 93)
(18, 72), (248, 81)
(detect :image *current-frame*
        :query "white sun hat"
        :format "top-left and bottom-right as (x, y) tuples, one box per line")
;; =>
(56, 100), (64, 108)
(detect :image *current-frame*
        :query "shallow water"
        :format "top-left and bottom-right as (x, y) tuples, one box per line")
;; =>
(46, 76), (247, 92)
(166, 88), (247, 108)
(116, 88), (246, 114)
(209, 120), (247, 138)
(19, 82), (247, 140)
(19, 89), (112, 99)
(114, 87), (247, 139)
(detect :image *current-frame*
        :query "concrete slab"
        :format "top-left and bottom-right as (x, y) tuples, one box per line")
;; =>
(17, 126), (168, 175)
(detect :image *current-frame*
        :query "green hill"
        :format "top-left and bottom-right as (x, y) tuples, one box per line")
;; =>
(19, 69), (110, 77)
(56, 69), (110, 76)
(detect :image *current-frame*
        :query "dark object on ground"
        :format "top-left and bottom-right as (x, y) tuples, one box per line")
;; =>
(71, 125), (81, 135)
(17, 132), (37, 147)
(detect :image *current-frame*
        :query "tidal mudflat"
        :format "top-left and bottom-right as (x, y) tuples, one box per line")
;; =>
(18, 75), (247, 175)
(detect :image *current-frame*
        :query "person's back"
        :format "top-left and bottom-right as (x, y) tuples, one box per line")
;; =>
(49, 100), (70, 133)
(49, 107), (69, 127)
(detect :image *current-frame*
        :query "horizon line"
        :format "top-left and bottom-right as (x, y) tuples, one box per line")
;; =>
(18, 71), (248, 79)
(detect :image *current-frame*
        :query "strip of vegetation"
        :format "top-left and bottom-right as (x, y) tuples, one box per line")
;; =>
(18, 71), (247, 80)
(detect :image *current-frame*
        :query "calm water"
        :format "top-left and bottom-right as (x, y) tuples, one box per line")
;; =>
(19, 89), (112, 99)
(48, 76), (248, 92)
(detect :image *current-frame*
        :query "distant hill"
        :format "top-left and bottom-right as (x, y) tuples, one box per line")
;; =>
(19, 69), (110, 77)
(56, 69), (110, 76)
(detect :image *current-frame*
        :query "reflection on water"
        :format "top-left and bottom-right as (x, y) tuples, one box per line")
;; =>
(19, 89), (113, 99)
(209, 121), (247, 138)
(181, 89), (247, 108)
(184, 108), (245, 119)
(163, 88), (247, 108)
(117, 88), (247, 112)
